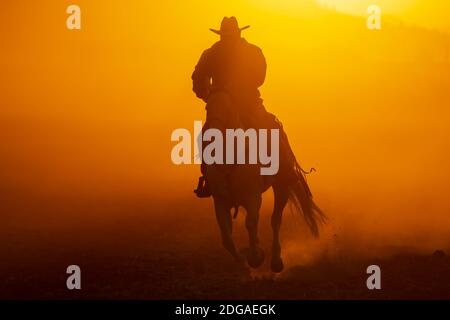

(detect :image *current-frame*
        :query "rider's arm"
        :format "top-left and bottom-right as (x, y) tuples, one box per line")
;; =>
(191, 50), (212, 102)
(253, 47), (267, 88)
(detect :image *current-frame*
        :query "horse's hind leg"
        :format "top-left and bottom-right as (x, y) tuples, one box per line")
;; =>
(213, 197), (241, 261)
(271, 184), (289, 273)
(243, 195), (265, 269)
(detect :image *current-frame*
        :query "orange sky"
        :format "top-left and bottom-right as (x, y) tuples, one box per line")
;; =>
(1, 1), (450, 253)
(318, 0), (450, 31)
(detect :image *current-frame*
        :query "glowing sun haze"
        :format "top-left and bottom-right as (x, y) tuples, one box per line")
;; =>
(0, 0), (449, 258)
(317, 0), (450, 31)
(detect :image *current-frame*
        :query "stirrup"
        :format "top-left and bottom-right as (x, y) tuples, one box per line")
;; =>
(194, 176), (212, 198)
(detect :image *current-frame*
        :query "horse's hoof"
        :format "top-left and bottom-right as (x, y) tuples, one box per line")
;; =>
(246, 248), (265, 269)
(271, 257), (284, 273)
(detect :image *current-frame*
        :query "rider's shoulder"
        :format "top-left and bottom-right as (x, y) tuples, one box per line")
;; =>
(209, 41), (222, 51)
(199, 41), (221, 58)
(241, 38), (263, 54)
(206, 39), (263, 56)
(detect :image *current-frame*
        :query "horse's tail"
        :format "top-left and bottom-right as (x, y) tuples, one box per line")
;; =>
(287, 167), (326, 237)
(278, 125), (326, 237)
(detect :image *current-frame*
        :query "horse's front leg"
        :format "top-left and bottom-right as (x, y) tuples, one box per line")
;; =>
(271, 184), (289, 273)
(243, 195), (265, 268)
(213, 197), (240, 261)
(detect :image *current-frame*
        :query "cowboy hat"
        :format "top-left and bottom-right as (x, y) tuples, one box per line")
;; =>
(210, 16), (250, 35)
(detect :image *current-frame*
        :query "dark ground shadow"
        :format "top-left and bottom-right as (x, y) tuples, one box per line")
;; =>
(1, 195), (449, 299)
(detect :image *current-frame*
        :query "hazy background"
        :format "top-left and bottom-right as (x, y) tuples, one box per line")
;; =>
(1, 0), (450, 277)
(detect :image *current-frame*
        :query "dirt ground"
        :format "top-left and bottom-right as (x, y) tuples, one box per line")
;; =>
(1, 194), (449, 300)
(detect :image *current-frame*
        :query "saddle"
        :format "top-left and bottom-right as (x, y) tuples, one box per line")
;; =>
(193, 91), (306, 199)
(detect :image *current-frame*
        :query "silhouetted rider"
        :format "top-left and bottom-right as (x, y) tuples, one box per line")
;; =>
(192, 16), (267, 116)
(192, 17), (298, 197)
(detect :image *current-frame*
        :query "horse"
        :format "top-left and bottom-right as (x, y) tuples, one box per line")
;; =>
(202, 91), (325, 273)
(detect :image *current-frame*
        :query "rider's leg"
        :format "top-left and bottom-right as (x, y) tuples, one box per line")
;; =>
(194, 122), (212, 198)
